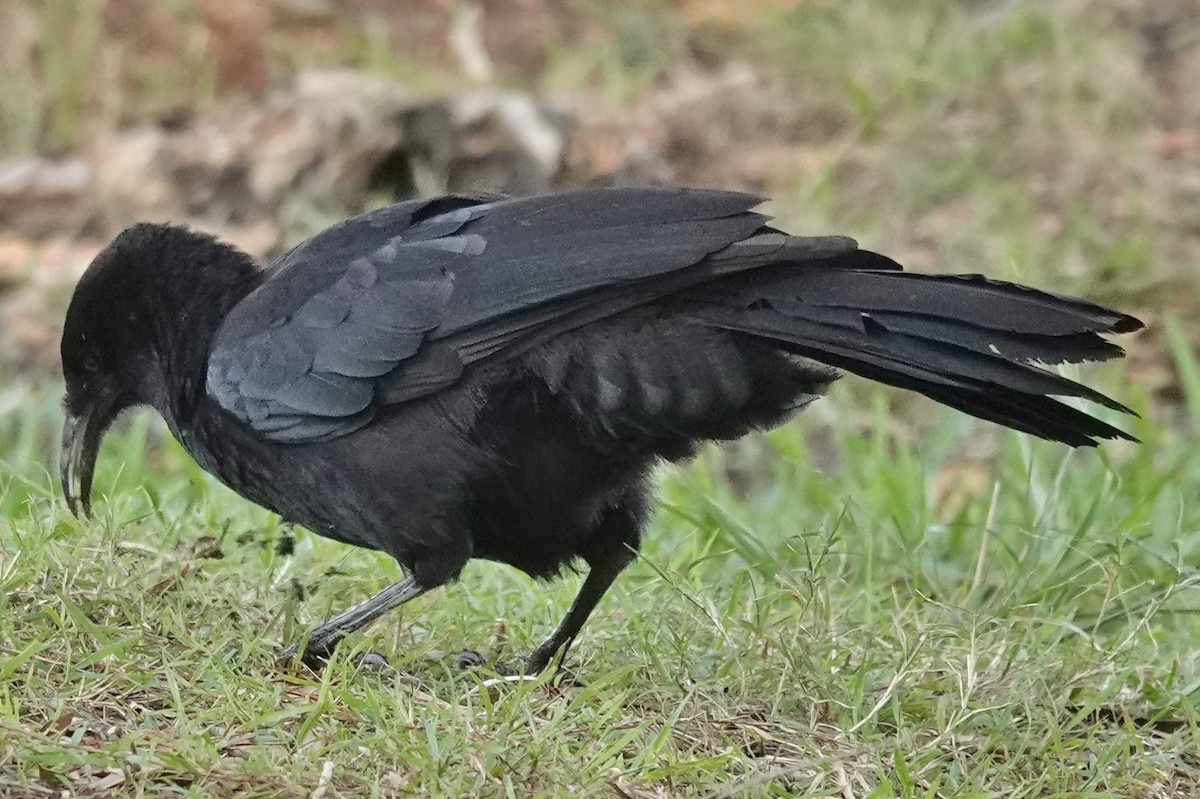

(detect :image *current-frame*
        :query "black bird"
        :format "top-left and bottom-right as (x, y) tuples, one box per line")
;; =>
(60, 187), (1142, 673)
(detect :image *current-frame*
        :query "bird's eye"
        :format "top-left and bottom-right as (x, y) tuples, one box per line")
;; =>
(81, 352), (101, 373)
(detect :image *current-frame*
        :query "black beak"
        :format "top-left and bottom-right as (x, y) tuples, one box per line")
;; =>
(61, 409), (101, 519)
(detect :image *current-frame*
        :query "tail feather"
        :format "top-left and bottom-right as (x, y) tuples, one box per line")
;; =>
(916, 385), (1135, 446)
(861, 311), (1128, 365)
(754, 261), (1142, 335)
(695, 256), (1142, 446)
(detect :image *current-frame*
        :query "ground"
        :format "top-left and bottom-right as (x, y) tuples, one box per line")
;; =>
(3, 373), (1198, 796)
(1, 1), (1199, 797)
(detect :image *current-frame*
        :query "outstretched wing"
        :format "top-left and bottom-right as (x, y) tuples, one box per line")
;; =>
(206, 187), (857, 443)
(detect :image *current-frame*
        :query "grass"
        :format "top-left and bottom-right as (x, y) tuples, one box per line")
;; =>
(0, 0), (100, 157)
(740, 1), (1184, 310)
(2, 0), (1199, 795)
(1, 356), (1198, 796)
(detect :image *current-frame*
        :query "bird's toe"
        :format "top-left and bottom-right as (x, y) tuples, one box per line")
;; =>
(453, 649), (525, 676)
(454, 648), (489, 670)
(277, 639), (336, 670)
(455, 648), (582, 684)
(276, 643), (301, 666)
(352, 650), (393, 671)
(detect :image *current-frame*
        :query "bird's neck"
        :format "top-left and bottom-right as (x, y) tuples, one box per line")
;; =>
(140, 231), (266, 429)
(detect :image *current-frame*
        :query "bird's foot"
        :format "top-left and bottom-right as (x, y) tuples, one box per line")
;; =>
(352, 650), (393, 671)
(454, 647), (532, 676)
(453, 648), (490, 671)
(278, 632), (390, 672)
(453, 647), (581, 684)
(277, 640), (329, 670)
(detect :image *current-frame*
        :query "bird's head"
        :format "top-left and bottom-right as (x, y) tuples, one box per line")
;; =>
(59, 223), (260, 517)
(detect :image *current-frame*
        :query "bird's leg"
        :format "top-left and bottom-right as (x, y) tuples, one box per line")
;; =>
(458, 552), (631, 676)
(462, 501), (643, 677)
(522, 559), (626, 674)
(279, 574), (427, 669)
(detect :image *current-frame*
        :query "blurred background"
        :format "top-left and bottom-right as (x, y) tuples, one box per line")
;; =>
(0, 0), (1197, 403)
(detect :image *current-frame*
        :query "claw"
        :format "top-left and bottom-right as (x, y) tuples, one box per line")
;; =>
(454, 648), (581, 684)
(454, 648), (488, 670)
(277, 643), (299, 665)
(277, 639), (334, 670)
(352, 651), (392, 671)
